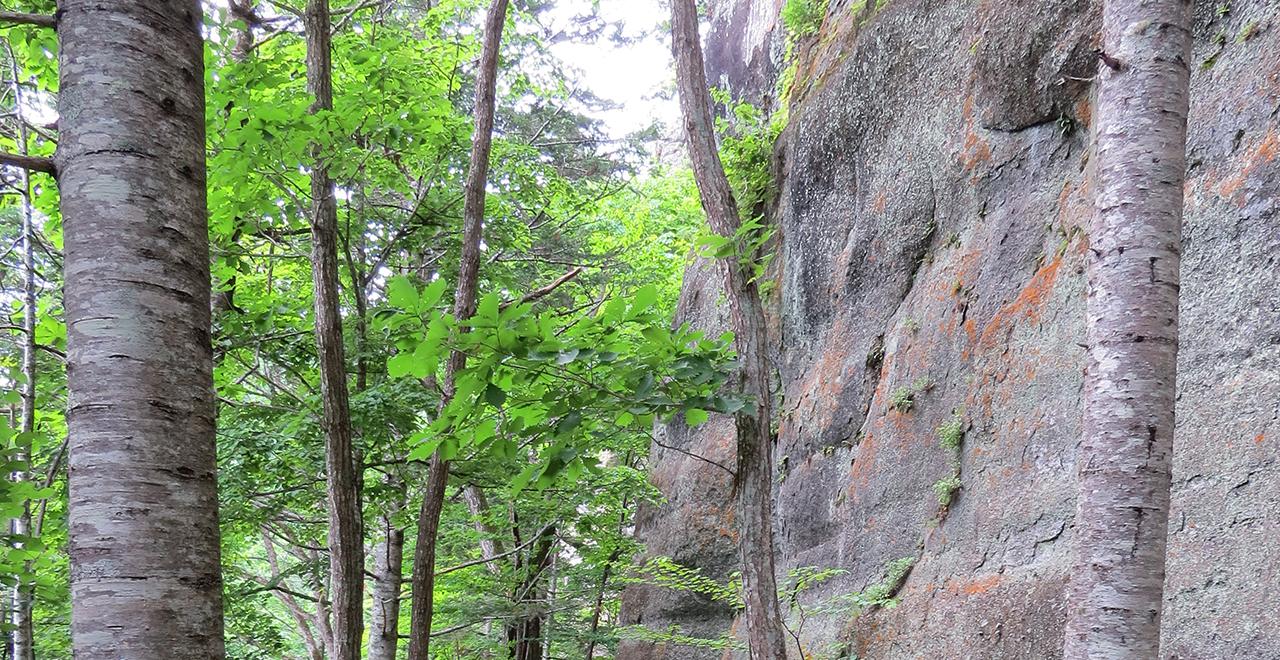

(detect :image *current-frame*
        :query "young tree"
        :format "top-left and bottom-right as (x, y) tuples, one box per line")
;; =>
(669, 1), (789, 659)
(56, 1), (224, 658)
(6, 39), (38, 660)
(1063, 1), (1193, 658)
(303, 0), (364, 658)
(407, 1), (510, 657)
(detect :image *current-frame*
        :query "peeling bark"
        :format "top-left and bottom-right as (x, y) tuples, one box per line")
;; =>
(1063, 1), (1193, 659)
(58, 2), (224, 658)
(670, 1), (788, 659)
(304, 0), (365, 658)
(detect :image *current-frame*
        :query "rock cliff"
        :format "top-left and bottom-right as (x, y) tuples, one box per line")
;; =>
(619, 0), (1280, 658)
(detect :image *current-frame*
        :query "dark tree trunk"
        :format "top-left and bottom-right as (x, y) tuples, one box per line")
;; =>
(507, 528), (555, 660)
(405, 2), (508, 658)
(1063, 1), (1193, 659)
(304, 1), (364, 658)
(58, 2), (224, 659)
(669, 1), (788, 659)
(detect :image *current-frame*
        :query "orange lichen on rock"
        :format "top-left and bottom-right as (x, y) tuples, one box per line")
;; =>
(1217, 128), (1278, 202)
(977, 254), (1063, 352)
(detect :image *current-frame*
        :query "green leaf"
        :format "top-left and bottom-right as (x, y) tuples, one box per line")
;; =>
(386, 276), (419, 310)
(511, 464), (541, 492)
(484, 384), (507, 407)
(629, 284), (659, 318)
(685, 409), (709, 426)
(421, 278), (450, 309)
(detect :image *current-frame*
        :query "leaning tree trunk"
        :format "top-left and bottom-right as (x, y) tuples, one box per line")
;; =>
(405, 1), (508, 658)
(304, 1), (365, 659)
(669, 1), (788, 659)
(58, 1), (224, 659)
(1063, 1), (1193, 659)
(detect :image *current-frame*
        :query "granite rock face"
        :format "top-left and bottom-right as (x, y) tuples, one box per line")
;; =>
(618, 1), (1280, 659)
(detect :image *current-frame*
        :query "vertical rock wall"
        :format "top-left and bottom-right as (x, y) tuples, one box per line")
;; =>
(619, 0), (1280, 659)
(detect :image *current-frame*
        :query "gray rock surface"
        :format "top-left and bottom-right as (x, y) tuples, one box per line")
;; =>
(618, 0), (1280, 659)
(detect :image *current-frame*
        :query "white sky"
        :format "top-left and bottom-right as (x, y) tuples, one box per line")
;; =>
(544, 0), (680, 139)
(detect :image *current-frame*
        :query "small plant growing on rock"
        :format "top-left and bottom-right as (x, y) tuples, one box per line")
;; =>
(934, 410), (965, 511)
(862, 556), (916, 606)
(932, 475), (962, 507)
(888, 376), (933, 413)
(937, 411), (964, 452)
(782, 0), (830, 38)
(889, 386), (915, 412)
(903, 317), (920, 333)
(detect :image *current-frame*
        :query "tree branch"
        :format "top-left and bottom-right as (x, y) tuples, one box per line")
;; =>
(0, 11), (55, 29)
(432, 524), (553, 578)
(0, 151), (54, 176)
(500, 267), (584, 311)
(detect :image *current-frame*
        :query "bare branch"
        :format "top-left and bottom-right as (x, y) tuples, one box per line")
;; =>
(432, 525), (553, 578)
(0, 151), (54, 176)
(500, 267), (584, 311)
(0, 11), (55, 29)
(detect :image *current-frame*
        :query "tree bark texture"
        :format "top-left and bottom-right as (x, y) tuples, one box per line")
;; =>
(57, 2), (224, 659)
(304, 0), (365, 658)
(368, 519), (404, 660)
(1063, 2), (1193, 659)
(669, 2), (788, 660)
(406, 2), (508, 658)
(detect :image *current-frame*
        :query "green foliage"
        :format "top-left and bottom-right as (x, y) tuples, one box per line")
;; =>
(932, 475), (961, 507)
(627, 556), (743, 606)
(782, 0), (829, 37)
(937, 411), (964, 452)
(861, 556), (915, 607)
(889, 375), (933, 413)
(381, 279), (742, 491)
(697, 92), (786, 286)
(617, 624), (746, 651)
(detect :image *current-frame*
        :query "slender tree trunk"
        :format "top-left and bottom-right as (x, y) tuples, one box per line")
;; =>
(58, 2), (224, 659)
(367, 517), (404, 660)
(304, 1), (364, 658)
(669, 2), (788, 659)
(583, 545), (622, 660)
(262, 531), (325, 660)
(463, 485), (506, 575)
(507, 528), (555, 660)
(6, 40), (36, 660)
(405, 2), (508, 658)
(1063, 2), (1192, 659)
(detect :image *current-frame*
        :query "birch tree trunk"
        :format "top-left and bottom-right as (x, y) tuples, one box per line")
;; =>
(303, 2), (365, 658)
(58, 2), (224, 658)
(406, 2), (508, 658)
(367, 517), (404, 660)
(7, 40), (37, 660)
(669, 2), (788, 659)
(1063, 1), (1193, 658)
